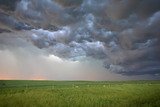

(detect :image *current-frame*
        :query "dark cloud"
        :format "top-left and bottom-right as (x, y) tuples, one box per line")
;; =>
(0, 12), (32, 30)
(0, 0), (160, 77)
(0, 0), (20, 11)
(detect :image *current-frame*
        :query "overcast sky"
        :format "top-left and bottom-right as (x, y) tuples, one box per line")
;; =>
(0, 0), (160, 80)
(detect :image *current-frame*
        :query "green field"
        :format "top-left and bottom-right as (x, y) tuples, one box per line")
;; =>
(0, 80), (160, 107)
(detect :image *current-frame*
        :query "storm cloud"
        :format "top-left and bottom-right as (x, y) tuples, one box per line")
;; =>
(0, 0), (160, 79)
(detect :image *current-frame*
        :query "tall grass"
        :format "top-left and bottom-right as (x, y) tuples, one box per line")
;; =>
(0, 80), (160, 107)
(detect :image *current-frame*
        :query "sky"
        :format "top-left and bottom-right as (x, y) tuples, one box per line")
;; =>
(0, 0), (160, 80)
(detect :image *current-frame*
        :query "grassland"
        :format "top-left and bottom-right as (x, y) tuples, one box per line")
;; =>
(0, 80), (160, 107)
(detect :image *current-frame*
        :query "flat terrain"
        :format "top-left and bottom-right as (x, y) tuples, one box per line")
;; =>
(0, 80), (160, 107)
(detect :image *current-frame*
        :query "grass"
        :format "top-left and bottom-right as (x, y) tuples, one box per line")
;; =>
(0, 80), (160, 107)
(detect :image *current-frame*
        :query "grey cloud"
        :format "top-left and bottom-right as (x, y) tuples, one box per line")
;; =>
(27, 0), (160, 76)
(0, 0), (160, 77)
(0, 12), (32, 30)
(30, 27), (70, 48)
(105, 0), (160, 19)
(118, 68), (160, 76)
(136, 0), (160, 18)
(15, 0), (75, 26)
